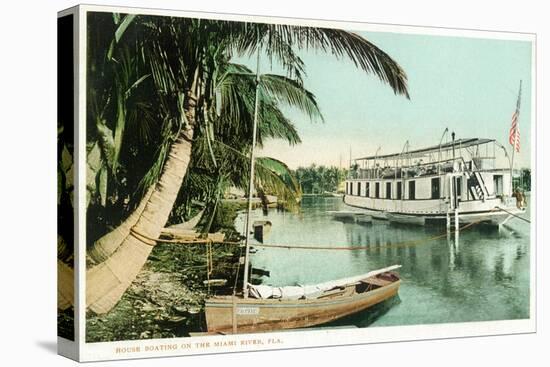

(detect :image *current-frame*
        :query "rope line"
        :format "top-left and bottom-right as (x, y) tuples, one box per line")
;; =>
(249, 208), (498, 251)
(129, 227), (241, 246)
(495, 206), (531, 223)
(129, 207), (527, 251)
(253, 222), (476, 251)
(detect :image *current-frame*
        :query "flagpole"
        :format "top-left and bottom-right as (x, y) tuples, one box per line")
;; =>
(509, 80), (522, 194)
(242, 38), (261, 298)
(510, 137), (515, 194)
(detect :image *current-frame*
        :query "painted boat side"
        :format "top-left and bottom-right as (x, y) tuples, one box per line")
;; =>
(344, 195), (524, 226)
(205, 280), (400, 334)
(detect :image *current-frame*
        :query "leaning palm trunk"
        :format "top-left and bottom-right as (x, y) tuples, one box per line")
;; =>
(88, 185), (156, 263)
(57, 259), (74, 310)
(86, 125), (194, 314)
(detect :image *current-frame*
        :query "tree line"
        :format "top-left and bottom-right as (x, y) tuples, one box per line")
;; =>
(294, 165), (348, 194)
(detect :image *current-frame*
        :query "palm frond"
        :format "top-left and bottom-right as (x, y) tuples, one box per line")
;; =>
(215, 63), (312, 146)
(135, 120), (174, 195)
(259, 74), (323, 122)
(256, 157), (301, 195)
(107, 14), (137, 60)
(301, 28), (409, 98)
(257, 98), (302, 146)
(226, 24), (409, 98)
(115, 14), (137, 43)
(209, 139), (302, 211)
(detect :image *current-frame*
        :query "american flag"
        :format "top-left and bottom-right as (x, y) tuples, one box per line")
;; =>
(509, 82), (522, 153)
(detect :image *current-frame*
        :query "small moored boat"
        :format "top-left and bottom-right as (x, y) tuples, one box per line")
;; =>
(205, 265), (401, 334)
(327, 210), (362, 221)
(386, 213), (426, 226)
(355, 213), (373, 224)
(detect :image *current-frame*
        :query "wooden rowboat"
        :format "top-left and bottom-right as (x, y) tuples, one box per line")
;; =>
(204, 265), (401, 334)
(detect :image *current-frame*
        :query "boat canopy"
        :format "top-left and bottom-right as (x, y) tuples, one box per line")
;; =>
(355, 138), (495, 161)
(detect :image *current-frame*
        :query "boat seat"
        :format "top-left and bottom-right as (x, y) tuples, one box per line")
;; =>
(361, 277), (391, 287)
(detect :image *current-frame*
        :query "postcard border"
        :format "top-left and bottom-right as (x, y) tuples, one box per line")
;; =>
(72, 4), (537, 362)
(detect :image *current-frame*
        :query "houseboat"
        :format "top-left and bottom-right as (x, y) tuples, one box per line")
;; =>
(344, 136), (525, 226)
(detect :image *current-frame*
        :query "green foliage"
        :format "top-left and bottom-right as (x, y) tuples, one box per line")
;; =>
(294, 165), (348, 194)
(57, 125), (74, 261)
(513, 168), (531, 192)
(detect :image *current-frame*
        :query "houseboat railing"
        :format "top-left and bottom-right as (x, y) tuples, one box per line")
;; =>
(350, 153), (501, 180)
(351, 156), (471, 180)
(395, 140), (410, 180)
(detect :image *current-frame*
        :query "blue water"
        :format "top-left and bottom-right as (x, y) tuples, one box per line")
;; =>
(237, 196), (531, 327)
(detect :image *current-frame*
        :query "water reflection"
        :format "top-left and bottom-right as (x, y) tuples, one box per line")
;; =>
(241, 196), (530, 326)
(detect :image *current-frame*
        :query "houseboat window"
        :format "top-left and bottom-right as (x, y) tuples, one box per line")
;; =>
(375, 182), (380, 198)
(346, 182), (349, 195)
(397, 181), (402, 199)
(357, 182), (362, 196)
(365, 182), (370, 197)
(494, 175), (503, 195)
(386, 182), (392, 199)
(349, 182), (353, 196)
(431, 177), (440, 199)
(408, 180), (416, 200)
(456, 177), (462, 197)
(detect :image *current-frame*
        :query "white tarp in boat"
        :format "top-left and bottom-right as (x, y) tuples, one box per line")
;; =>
(248, 284), (323, 300)
(247, 265), (401, 300)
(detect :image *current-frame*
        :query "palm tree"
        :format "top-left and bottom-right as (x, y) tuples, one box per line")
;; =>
(165, 61), (315, 227)
(67, 14), (409, 314)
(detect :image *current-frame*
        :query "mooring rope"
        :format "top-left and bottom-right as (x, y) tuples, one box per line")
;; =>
(252, 221), (478, 251)
(130, 206), (527, 252)
(249, 208), (501, 251)
(495, 206), (531, 223)
(129, 227), (241, 246)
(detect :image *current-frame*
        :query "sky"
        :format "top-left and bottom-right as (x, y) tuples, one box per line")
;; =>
(233, 28), (533, 170)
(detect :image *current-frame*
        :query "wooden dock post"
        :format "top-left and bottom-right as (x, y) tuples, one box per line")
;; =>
(446, 174), (453, 233)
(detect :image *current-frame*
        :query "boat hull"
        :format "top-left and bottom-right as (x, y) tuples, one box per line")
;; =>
(387, 213), (426, 225)
(205, 279), (400, 334)
(344, 195), (524, 227)
(355, 214), (373, 224)
(327, 211), (373, 224)
(327, 210), (360, 221)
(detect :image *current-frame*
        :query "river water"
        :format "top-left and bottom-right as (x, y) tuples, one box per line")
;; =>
(237, 196), (531, 328)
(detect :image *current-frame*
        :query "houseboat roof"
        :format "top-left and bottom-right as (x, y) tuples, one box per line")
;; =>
(355, 138), (495, 161)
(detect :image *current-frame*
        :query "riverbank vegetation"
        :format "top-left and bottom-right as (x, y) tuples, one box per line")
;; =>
(294, 165), (348, 195)
(86, 202), (243, 342)
(514, 168), (531, 192)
